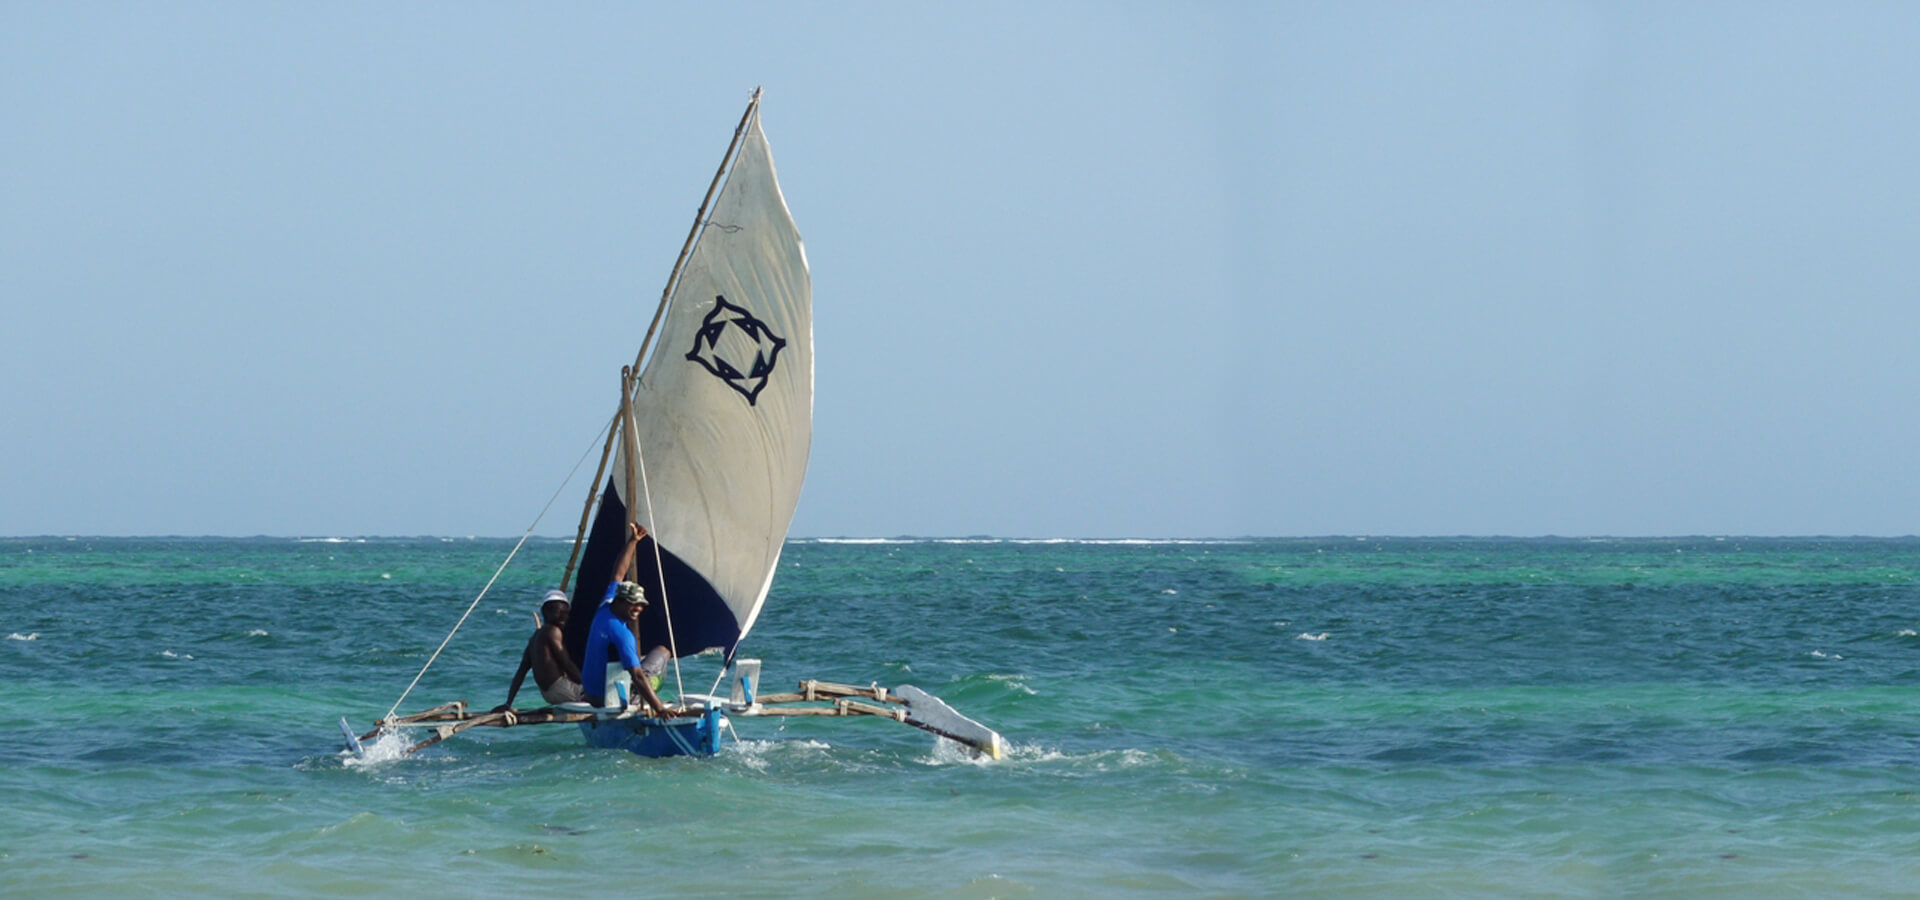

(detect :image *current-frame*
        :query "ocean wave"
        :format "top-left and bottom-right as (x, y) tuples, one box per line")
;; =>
(722, 737), (832, 773)
(1006, 538), (1247, 545)
(799, 537), (1252, 545)
(926, 736), (1007, 766)
(985, 673), (1038, 696)
(929, 742), (1166, 771)
(6, 632), (39, 641)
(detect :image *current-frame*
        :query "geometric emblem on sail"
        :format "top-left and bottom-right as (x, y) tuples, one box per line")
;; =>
(684, 295), (787, 405)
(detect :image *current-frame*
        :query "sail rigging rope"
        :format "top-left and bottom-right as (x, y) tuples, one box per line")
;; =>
(381, 416), (615, 723)
(623, 413), (689, 703)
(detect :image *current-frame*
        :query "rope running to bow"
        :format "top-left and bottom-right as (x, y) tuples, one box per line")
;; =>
(382, 417), (614, 723)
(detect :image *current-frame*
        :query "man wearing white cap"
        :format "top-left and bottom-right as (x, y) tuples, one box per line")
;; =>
(494, 588), (585, 710)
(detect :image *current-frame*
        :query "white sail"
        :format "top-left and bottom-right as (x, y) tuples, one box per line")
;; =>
(615, 111), (811, 650)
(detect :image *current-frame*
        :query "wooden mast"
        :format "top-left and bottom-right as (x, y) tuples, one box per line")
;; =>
(618, 366), (642, 580)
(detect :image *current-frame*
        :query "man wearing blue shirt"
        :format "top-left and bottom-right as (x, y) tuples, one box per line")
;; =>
(581, 522), (674, 717)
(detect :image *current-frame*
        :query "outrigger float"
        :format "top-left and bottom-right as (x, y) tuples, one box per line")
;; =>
(344, 90), (1005, 762)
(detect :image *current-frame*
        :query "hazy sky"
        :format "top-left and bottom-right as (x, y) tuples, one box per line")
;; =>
(6, 3), (1920, 538)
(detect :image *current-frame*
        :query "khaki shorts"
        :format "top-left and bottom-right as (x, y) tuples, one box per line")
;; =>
(540, 677), (585, 705)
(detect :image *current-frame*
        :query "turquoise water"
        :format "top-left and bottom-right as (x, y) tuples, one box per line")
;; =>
(5, 537), (1920, 897)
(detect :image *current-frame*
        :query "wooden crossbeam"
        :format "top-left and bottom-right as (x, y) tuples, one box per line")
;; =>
(360, 675), (1004, 761)
(788, 680), (902, 703)
(742, 700), (904, 721)
(356, 703), (598, 747)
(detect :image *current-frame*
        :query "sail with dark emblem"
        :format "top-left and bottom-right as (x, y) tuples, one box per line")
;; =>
(564, 102), (811, 667)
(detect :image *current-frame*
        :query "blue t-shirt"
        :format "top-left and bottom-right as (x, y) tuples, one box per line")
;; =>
(581, 591), (642, 702)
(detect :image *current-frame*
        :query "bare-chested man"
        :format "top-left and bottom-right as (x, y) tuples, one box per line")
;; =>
(494, 589), (585, 711)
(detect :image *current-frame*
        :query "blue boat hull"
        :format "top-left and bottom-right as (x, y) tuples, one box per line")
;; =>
(578, 708), (726, 758)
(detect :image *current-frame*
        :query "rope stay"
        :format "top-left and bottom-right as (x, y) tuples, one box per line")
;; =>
(622, 384), (688, 703)
(382, 415), (615, 723)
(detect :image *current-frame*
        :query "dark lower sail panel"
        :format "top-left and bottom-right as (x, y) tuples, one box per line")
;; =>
(562, 480), (742, 668)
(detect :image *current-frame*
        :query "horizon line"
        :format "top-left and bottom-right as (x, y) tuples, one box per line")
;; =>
(7, 533), (1920, 542)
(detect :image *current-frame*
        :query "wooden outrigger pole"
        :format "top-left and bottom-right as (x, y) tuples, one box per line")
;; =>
(360, 677), (1007, 760)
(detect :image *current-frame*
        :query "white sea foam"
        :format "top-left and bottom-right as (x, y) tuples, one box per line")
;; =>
(926, 736), (1005, 766)
(1013, 537), (1249, 546)
(1061, 747), (1161, 772)
(741, 737), (831, 753)
(1161, 588), (1178, 595)
(1810, 650), (1844, 660)
(247, 629), (269, 637)
(985, 673), (1038, 696)
(1899, 629), (1918, 637)
(1297, 632), (1330, 641)
(938, 741), (1078, 768)
(803, 537), (1251, 546)
(6, 632), (39, 641)
(342, 728), (417, 768)
(722, 737), (832, 773)
(161, 649), (195, 660)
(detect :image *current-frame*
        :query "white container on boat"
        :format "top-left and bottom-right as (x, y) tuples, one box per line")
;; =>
(606, 662), (631, 708)
(731, 658), (761, 705)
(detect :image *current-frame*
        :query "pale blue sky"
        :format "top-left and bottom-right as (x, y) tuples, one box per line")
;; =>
(5, 3), (1920, 538)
